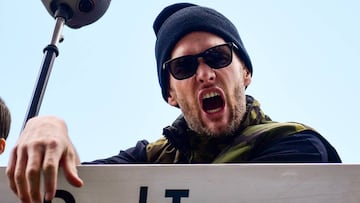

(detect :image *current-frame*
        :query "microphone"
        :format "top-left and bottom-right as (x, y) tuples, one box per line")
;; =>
(41, 0), (111, 29)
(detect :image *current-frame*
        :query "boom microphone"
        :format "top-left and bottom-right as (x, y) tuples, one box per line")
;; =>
(41, 0), (111, 29)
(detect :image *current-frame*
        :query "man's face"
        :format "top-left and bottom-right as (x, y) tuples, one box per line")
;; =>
(167, 32), (251, 136)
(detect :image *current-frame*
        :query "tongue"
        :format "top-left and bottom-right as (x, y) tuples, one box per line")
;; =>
(202, 95), (224, 112)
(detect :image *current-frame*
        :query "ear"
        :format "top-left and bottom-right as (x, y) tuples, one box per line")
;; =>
(243, 68), (252, 87)
(0, 138), (5, 154)
(167, 88), (179, 107)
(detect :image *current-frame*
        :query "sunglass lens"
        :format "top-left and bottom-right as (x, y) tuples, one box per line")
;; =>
(169, 56), (198, 80)
(204, 44), (232, 69)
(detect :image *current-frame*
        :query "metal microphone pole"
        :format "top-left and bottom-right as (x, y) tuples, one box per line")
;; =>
(22, 5), (70, 129)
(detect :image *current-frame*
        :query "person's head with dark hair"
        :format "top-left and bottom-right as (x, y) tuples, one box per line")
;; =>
(0, 97), (11, 154)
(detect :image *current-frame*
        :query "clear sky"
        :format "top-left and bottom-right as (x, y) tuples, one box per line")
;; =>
(1, 1), (359, 166)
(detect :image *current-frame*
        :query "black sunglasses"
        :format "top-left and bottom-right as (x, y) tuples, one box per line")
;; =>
(163, 42), (237, 80)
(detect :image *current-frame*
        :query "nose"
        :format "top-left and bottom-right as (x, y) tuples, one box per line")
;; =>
(196, 59), (216, 83)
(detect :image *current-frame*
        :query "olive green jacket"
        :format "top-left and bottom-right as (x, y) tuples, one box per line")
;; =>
(146, 95), (341, 163)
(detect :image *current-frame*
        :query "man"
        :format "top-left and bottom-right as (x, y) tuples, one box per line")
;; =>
(0, 97), (11, 155)
(6, 3), (341, 203)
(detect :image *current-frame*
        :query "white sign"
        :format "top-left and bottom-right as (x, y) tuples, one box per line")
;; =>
(0, 164), (359, 203)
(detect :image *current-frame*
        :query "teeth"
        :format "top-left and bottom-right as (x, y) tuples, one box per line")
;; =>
(203, 92), (219, 99)
(206, 108), (221, 113)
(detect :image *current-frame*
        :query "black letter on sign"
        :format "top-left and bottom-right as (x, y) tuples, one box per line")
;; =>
(43, 189), (76, 203)
(165, 189), (189, 203)
(139, 186), (148, 203)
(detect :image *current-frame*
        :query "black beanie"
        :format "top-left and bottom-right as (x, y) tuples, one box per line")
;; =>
(153, 3), (253, 102)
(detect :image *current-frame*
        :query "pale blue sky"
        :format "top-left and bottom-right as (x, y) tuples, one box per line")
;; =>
(1, 1), (359, 166)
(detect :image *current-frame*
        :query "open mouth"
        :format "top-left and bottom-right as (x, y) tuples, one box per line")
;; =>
(201, 91), (224, 113)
